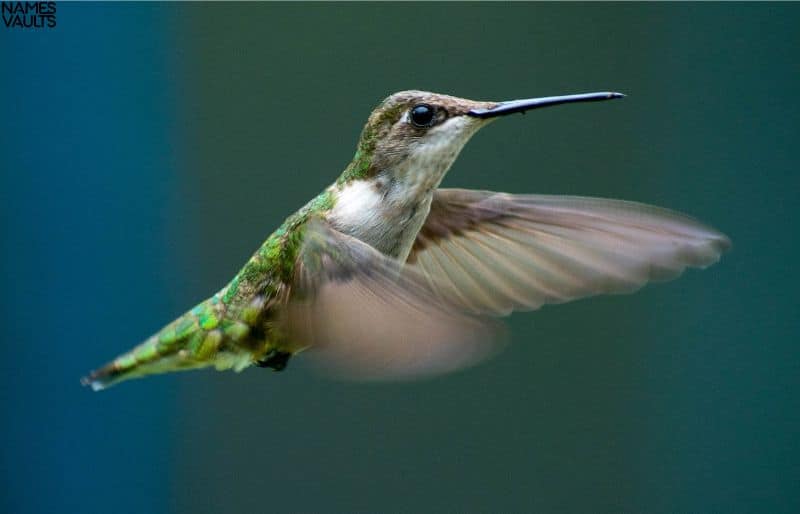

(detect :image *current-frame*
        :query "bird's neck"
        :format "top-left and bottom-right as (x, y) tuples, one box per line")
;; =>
(326, 127), (475, 259)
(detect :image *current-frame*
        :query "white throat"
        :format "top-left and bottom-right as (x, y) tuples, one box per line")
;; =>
(327, 115), (484, 260)
(327, 179), (434, 261)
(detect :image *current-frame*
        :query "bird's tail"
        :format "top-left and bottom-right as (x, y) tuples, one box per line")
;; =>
(81, 333), (208, 391)
(81, 336), (150, 391)
(81, 301), (241, 391)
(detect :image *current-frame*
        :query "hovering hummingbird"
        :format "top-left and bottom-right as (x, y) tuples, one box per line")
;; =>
(82, 90), (730, 391)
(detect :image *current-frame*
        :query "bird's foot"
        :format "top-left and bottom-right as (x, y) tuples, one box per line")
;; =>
(255, 350), (292, 371)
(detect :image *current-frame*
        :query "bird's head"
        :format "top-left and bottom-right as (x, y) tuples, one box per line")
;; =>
(337, 89), (624, 191)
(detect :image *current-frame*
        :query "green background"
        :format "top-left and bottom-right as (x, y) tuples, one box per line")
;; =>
(2, 3), (797, 513)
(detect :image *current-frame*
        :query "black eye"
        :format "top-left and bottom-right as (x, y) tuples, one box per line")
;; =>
(410, 104), (436, 128)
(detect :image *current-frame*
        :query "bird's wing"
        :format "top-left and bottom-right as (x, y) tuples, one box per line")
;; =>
(280, 218), (502, 380)
(407, 189), (731, 316)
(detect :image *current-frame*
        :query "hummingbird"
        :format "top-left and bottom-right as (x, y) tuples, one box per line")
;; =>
(82, 90), (730, 390)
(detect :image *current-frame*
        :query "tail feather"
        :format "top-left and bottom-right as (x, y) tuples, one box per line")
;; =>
(81, 335), (207, 391)
(81, 301), (231, 390)
(82, 298), (261, 391)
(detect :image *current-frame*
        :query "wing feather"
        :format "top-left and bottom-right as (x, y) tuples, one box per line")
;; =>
(281, 219), (502, 380)
(407, 189), (730, 315)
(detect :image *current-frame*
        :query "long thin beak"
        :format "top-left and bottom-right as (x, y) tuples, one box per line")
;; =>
(467, 91), (625, 119)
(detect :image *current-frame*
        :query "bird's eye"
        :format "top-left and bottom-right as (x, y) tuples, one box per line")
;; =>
(409, 104), (436, 128)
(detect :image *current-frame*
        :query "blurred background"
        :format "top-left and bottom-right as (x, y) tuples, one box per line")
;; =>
(1, 3), (798, 513)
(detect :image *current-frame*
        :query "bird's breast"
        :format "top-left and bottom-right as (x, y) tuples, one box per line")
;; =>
(327, 179), (433, 261)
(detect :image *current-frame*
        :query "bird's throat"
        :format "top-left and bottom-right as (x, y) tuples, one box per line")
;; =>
(327, 177), (435, 261)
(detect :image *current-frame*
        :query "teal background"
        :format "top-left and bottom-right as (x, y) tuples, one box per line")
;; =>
(1, 3), (797, 513)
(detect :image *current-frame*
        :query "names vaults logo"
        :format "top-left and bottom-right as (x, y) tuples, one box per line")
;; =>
(2, 2), (56, 29)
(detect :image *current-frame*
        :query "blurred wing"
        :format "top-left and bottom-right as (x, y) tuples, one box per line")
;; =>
(408, 189), (731, 316)
(281, 219), (501, 380)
